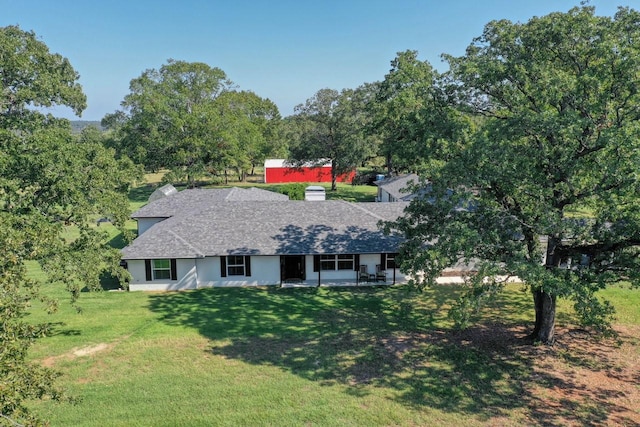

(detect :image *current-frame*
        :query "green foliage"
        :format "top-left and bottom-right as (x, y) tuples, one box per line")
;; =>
(289, 86), (376, 190)
(278, 183), (307, 200)
(373, 50), (471, 175)
(1, 25), (139, 425)
(104, 60), (283, 187)
(390, 6), (640, 343)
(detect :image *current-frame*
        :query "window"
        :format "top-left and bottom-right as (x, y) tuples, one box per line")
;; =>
(316, 254), (355, 271)
(386, 253), (398, 270)
(221, 256), (252, 277)
(320, 255), (336, 271)
(152, 259), (171, 279)
(337, 254), (355, 270)
(227, 255), (246, 276)
(145, 259), (177, 281)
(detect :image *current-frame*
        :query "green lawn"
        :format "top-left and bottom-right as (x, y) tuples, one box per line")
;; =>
(26, 281), (639, 426)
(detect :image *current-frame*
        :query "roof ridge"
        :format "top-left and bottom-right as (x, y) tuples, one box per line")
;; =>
(340, 200), (385, 222)
(223, 187), (239, 200)
(168, 229), (205, 257)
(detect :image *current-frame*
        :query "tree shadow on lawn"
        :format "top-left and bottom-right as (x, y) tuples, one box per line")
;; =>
(147, 285), (636, 425)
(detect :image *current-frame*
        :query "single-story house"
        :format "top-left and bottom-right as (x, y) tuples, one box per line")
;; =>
(264, 159), (356, 184)
(122, 187), (409, 291)
(375, 174), (420, 202)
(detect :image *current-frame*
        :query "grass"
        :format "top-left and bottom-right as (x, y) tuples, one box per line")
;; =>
(26, 282), (640, 426)
(129, 168), (379, 204)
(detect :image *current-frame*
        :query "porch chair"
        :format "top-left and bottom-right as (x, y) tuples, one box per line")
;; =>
(375, 264), (387, 282)
(359, 265), (371, 282)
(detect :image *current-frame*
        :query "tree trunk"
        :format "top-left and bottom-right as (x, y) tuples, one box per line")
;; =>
(529, 235), (560, 344)
(331, 158), (338, 191)
(531, 289), (556, 344)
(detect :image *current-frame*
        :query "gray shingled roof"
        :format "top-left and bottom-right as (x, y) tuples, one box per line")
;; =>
(375, 174), (420, 201)
(132, 187), (290, 219)
(122, 200), (408, 259)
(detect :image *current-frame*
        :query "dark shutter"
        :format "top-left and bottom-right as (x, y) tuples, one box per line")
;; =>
(220, 256), (227, 277)
(354, 254), (360, 271)
(244, 256), (251, 277)
(313, 255), (320, 272)
(380, 253), (387, 269)
(170, 259), (177, 280)
(145, 260), (152, 281)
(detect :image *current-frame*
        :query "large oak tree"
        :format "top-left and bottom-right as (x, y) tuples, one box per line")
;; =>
(1, 26), (139, 425)
(390, 7), (640, 344)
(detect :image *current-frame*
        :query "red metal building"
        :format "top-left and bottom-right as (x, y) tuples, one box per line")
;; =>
(264, 159), (356, 184)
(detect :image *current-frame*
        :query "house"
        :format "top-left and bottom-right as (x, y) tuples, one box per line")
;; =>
(264, 159), (356, 184)
(374, 174), (420, 202)
(121, 187), (409, 291)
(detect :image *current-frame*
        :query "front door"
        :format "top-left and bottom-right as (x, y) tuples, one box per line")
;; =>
(281, 256), (305, 281)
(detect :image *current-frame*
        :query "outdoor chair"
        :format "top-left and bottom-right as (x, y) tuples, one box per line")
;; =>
(375, 264), (387, 282)
(359, 265), (372, 282)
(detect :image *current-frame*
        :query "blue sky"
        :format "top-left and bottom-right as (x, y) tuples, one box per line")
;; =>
(1, 0), (634, 120)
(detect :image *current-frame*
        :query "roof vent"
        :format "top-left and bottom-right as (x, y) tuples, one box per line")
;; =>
(305, 185), (326, 201)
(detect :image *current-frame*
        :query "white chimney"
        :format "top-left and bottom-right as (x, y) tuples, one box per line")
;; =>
(305, 185), (326, 201)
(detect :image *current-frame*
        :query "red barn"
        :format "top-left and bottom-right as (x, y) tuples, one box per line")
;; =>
(264, 159), (356, 184)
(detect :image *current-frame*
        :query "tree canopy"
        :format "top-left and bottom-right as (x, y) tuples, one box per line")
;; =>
(104, 60), (283, 186)
(389, 6), (640, 344)
(289, 87), (374, 190)
(1, 26), (139, 425)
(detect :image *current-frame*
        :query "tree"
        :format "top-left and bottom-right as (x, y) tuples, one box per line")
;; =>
(105, 60), (282, 186)
(374, 50), (468, 175)
(290, 87), (371, 190)
(389, 7), (640, 344)
(210, 90), (283, 182)
(104, 60), (234, 187)
(1, 26), (139, 425)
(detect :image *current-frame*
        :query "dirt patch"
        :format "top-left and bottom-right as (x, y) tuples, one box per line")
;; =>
(523, 326), (640, 426)
(431, 323), (640, 426)
(41, 342), (114, 368)
(73, 343), (110, 357)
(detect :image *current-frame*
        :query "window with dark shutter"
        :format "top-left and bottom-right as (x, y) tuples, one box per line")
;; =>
(145, 260), (152, 281)
(227, 256), (245, 275)
(313, 255), (320, 272)
(386, 253), (398, 269)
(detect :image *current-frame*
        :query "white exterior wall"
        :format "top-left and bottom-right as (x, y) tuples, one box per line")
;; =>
(197, 256), (281, 288)
(127, 258), (197, 291)
(128, 256), (282, 291)
(137, 218), (166, 235)
(126, 254), (408, 291)
(377, 188), (392, 203)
